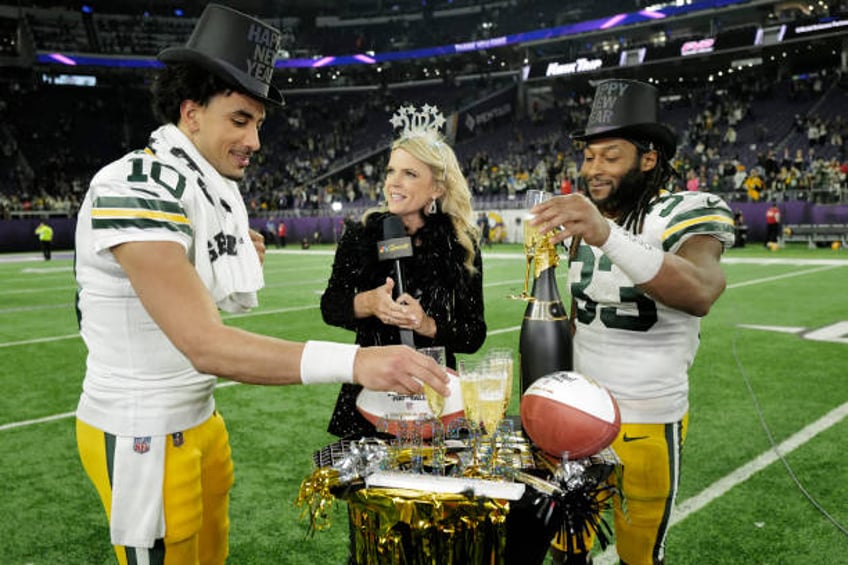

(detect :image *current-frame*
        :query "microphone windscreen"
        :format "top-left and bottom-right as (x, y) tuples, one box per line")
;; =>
(382, 214), (406, 239)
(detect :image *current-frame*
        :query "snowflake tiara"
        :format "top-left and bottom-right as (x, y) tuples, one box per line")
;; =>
(390, 104), (447, 141)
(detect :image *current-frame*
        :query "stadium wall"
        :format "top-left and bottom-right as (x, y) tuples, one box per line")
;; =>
(3, 201), (848, 253)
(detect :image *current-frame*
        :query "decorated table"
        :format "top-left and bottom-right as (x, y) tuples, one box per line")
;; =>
(297, 414), (621, 565)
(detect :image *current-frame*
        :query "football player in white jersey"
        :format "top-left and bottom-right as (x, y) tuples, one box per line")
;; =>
(530, 79), (735, 565)
(73, 6), (448, 565)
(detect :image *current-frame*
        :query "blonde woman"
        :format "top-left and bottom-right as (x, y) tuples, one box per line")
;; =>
(322, 105), (486, 438)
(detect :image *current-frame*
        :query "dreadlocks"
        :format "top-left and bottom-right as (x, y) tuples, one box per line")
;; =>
(617, 141), (679, 234)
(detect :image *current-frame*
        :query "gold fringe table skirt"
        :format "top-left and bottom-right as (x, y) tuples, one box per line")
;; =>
(345, 487), (509, 565)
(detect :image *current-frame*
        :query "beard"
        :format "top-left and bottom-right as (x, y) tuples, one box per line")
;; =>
(587, 162), (646, 219)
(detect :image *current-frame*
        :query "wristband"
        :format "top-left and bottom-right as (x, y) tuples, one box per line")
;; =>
(600, 220), (664, 285)
(300, 341), (358, 385)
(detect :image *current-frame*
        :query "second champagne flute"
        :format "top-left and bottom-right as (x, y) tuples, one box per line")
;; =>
(418, 346), (446, 417)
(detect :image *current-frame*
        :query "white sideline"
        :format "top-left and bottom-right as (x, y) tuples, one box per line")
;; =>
(0, 381), (238, 432)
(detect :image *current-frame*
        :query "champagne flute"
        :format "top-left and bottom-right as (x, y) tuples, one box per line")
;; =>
(458, 359), (483, 475)
(516, 189), (552, 300)
(485, 348), (514, 416)
(458, 359), (481, 426)
(477, 358), (508, 436)
(418, 346), (446, 417)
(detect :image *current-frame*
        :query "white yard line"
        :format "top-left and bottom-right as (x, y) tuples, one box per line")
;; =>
(0, 333), (81, 348)
(725, 264), (844, 289)
(0, 381), (239, 432)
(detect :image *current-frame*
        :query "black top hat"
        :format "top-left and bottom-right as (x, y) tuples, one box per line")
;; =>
(158, 4), (284, 106)
(572, 79), (676, 157)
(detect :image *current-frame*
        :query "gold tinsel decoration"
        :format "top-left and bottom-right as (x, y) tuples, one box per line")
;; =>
(295, 467), (342, 537)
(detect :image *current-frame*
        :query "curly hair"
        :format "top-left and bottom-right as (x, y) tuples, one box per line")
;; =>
(150, 63), (243, 125)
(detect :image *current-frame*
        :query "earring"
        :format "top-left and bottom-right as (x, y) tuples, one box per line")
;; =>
(427, 198), (437, 215)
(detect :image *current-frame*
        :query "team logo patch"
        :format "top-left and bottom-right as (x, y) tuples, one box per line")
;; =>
(133, 436), (151, 454)
(172, 432), (184, 447)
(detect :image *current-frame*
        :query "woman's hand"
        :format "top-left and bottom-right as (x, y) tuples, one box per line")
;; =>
(354, 277), (418, 328)
(397, 293), (436, 338)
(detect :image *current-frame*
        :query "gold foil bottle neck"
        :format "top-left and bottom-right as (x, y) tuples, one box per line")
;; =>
(533, 234), (560, 278)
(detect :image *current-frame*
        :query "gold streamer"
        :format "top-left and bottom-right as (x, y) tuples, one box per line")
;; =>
(294, 467), (342, 537)
(345, 488), (509, 564)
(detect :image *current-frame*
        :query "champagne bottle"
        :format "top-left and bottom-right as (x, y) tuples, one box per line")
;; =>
(519, 236), (573, 394)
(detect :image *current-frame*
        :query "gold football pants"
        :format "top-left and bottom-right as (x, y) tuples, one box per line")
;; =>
(76, 411), (235, 565)
(552, 415), (688, 565)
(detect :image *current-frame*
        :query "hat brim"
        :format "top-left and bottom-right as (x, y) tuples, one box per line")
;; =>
(158, 47), (284, 107)
(572, 122), (677, 157)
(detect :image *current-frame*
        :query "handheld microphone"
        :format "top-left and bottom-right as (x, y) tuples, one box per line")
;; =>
(377, 215), (415, 347)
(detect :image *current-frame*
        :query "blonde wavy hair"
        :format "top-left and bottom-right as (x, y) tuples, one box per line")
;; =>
(365, 133), (480, 274)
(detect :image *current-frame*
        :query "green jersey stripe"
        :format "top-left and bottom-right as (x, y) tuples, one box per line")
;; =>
(94, 196), (185, 215)
(669, 206), (733, 224)
(92, 217), (193, 236)
(663, 221), (736, 251)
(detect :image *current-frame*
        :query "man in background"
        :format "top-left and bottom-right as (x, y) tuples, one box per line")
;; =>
(765, 202), (781, 248)
(34, 219), (53, 260)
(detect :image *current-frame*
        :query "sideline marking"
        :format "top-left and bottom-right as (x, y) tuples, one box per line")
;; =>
(725, 264), (843, 288)
(0, 262), (842, 348)
(0, 333), (80, 349)
(0, 381), (238, 432)
(21, 266), (74, 274)
(738, 324), (805, 334)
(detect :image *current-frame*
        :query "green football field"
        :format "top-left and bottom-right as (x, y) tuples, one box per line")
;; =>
(1, 243), (847, 564)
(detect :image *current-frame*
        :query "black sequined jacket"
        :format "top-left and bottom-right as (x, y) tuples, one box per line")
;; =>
(321, 211), (486, 438)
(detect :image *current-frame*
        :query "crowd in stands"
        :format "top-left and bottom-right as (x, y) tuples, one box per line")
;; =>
(668, 71), (848, 204)
(1, 62), (847, 220)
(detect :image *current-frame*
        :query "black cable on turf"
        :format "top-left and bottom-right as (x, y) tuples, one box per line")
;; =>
(731, 327), (848, 537)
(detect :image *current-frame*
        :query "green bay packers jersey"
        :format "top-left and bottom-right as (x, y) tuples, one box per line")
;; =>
(567, 191), (735, 423)
(75, 147), (216, 437)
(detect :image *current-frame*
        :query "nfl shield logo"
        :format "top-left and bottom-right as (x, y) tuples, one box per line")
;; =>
(133, 436), (151, 454)
(172, 431), (184, 447)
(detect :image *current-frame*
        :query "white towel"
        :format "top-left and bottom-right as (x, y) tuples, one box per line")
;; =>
(150, 124), (264, 313)
(110, 435), (166, 548)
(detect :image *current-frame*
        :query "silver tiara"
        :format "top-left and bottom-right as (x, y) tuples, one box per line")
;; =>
(390, 104), (447, 141)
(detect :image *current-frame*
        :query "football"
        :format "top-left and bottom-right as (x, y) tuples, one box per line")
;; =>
(356, 368), (464, 438)
(520, 371), (621, 460)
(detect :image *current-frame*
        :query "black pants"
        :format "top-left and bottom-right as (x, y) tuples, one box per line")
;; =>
(766, 224), (780, 244)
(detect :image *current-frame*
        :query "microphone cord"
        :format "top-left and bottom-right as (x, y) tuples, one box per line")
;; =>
(731, 326), (848, 537)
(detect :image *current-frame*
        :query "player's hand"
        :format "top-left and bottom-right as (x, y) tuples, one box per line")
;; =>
(249, 228), (266, 265)
(530, 194), (611, 246)
(353, 345), (449, 396)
